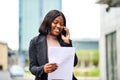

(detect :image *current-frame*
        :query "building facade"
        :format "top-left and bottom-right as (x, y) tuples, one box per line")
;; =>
(72, 40), (98, 50)
(19, 0), (62, 66)
(0, 42), (8, 71)
(98, 0), (120, 80)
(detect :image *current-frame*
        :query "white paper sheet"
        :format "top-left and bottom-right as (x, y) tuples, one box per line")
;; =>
(48, 47), (75, 80)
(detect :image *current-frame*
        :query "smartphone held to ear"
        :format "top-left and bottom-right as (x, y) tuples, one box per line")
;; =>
(61, 29), (66, 36)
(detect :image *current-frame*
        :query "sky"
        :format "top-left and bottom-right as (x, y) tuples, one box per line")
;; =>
(0, 0), (100, 50)
(62, 0), (100, 40)
(0, 0), (19, 50)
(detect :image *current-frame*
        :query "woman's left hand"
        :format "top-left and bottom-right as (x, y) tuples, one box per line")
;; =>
(61, 27), (70, 44)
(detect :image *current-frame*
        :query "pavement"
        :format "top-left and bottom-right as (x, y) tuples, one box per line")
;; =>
(0, 71), (34, 80)
(78, 77), (100, 80)
(0, 71), (12, 80)
(12, 73), (35, 80)
(0, 71), (100, 80)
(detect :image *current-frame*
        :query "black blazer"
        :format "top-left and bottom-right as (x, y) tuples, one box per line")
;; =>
(29, 34), (78, 80)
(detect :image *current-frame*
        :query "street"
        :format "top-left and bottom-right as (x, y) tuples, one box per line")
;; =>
(0, 71), (12, 80)
(0, 71), (100, 80)
(0, 71), (34, 80)
(11, 73), (34, 80)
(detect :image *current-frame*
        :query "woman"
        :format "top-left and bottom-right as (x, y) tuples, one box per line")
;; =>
(29, 10), (78, 80)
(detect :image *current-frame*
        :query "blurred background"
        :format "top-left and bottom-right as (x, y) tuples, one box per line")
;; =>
(0, 0), (120, 80)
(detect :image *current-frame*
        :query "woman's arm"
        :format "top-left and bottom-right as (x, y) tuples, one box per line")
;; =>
(74, 53), (78, 66)
(29, 39), (46, 77)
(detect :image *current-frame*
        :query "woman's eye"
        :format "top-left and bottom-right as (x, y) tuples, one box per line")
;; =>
(60, 23), (64, 26)
(53, 22), (57, 24)
(53, 21), (64, 26)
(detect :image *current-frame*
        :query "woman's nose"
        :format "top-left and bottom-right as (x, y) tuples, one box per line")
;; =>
(56, 23), (61, 27)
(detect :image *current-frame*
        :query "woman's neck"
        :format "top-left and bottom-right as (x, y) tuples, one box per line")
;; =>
(47, 34), (57, 40)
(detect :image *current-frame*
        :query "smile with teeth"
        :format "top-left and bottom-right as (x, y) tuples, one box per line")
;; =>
(54, 29), (60, 32)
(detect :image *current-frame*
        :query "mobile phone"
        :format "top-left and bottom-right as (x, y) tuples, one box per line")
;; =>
(61, 29), (66, 36)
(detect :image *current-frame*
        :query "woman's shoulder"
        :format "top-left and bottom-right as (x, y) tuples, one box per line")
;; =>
(30, 35), (39, 42)
(30, 34), (46, 44)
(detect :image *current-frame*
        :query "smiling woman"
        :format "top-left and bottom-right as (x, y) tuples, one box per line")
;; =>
(50, 16), (64, 36)
(29, 10), (78, 80)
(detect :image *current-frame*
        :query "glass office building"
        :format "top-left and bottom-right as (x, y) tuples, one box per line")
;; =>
(19, 0), (62, 66)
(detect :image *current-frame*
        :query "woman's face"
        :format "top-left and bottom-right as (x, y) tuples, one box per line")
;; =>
(49, 16), (64, 36)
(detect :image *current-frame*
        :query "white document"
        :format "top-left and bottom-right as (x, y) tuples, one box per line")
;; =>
(48, 47), (75, 80)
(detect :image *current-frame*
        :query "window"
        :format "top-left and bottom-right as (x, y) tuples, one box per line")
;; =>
(106, 31), (117, 80)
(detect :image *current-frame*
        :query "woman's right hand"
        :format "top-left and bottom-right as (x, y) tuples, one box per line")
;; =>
(43, 63), (58, 73)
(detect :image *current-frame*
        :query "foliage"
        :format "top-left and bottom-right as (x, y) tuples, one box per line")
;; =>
(75, 49), (99, 67)
(74, 49), (100, 77)
(74, 67), (100, 78)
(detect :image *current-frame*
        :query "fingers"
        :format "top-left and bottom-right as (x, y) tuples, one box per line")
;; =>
(63, 27), (70, 35)
(62, 27), (70, 38)
(44, 63), (58, 73)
